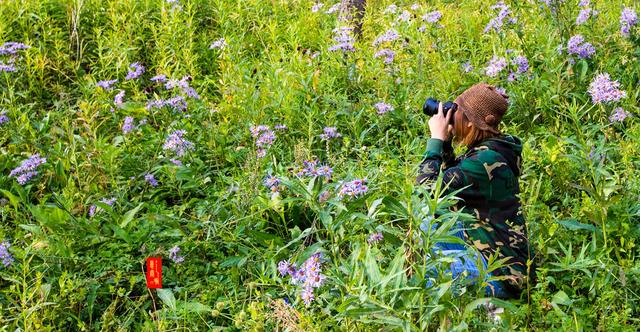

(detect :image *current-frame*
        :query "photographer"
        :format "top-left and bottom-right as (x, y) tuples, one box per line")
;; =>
(417, 83), (535, 299)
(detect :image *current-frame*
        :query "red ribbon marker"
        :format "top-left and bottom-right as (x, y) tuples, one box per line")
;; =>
(146, 257), (162, 289)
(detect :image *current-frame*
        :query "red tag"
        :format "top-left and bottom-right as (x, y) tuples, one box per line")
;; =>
(146, 257), (162, 288)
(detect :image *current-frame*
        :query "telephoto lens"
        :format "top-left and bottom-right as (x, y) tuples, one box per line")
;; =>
(422, 98), (457, 123)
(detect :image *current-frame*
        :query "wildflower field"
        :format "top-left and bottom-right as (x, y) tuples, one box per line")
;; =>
(1, 0), (640, 330)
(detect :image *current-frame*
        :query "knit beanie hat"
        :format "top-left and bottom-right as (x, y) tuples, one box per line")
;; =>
(454, 83), (509, 134)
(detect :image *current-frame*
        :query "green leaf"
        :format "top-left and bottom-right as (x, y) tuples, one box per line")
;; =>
(556, 219), (599, 233)
(120, 203), (144, 228)
(1, 189), (21, 209)
(178, 301), (212, 313)
(156, 289), (176, 311)
(381, 196), (408, 217)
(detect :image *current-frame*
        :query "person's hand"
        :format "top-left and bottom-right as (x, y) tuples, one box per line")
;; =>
(428, 102), (454, 141)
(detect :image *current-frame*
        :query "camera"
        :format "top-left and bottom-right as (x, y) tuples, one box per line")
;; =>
(422, 98), (457, 123)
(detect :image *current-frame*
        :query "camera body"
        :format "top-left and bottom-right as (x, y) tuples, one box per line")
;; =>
(422, 98), (458, 124)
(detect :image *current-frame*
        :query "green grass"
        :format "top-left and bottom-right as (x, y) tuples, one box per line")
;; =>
(1, 0), (639, 330)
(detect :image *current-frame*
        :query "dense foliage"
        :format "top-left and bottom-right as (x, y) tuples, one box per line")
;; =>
(1, 0), (639, 330)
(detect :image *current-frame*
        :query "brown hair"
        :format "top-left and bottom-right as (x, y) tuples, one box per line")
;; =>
(453, 109), (499, 147)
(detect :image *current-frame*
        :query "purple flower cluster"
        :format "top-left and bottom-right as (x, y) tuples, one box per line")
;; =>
(373, 29), (400, 46)
(484, 56), (507, 77)
(484, 1), (516, 34)
(169, 245), (185, 264)
(565, 35), (595, 60)
(293, 159), (333, 179)
(278, 252), (327, 306)
(423, 11), (442, 24)
(576, 7), (596, 25)
(0, 42), (30, 56)
(324, 3), (340, 14)
(311, 3), (324, 13)
(146, 95), (188, 112)
(150, 74), (167, 82)
(114, 90), (126, 108)
(319, 126), (341, 141)
(396, 10), (412, 23)
(164, 76), (200, 99)
(145, 173), (158, 187)
(125, 62), (145, 80)
(250, 125), (276, 158)
(328, 26), (356, 52)
(0, 111), (8, 125)
(620, 7), (638, 36)
(263, 175), (281, 193)
(163, 130), (195, 157)
(374, 48), (395, 64)
(274, 124), (288, 130)
(9, 153), (46, 185)
(588, 73), (626, 105)
(97, 79), (118, 91)
(462, 61), (474, 73)
(374, 102), (394, 115)
(89, 197), (116, 217)
(0, 42), (29, 73)
(210, 37), (227, 50)
(0, 241), (13, 268)
(609, 107), (631, 123)
(384, 4), (398, 14)
(368, 232), (383, 245)
(337, 178), (368, 199)
(122, 116), (136, 134)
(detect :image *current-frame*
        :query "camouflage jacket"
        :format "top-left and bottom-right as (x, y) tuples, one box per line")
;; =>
(416, 135), (535, 298)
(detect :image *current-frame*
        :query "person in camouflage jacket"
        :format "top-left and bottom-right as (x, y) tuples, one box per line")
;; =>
(416, 83), (536, 299)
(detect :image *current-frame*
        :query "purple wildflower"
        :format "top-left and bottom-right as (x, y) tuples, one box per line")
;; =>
(484, 56), (507, 77)
(373, 29), (399, 46)
(374, 102), (394, 115)
(256, 130), (276, 147)
(256, 148), (267, 158)
(328, 26), (356, 52)
(9, 153), (46, 185)
(609, 107), (631, 123)
(89, 197), (116, 217)
(280, 252), (326, 306)
(165, 95), (188, 111)
(513, 55), (529, 74)
(423, 11), (442, 23)
(274, 124), (288, 130)
(114, 90), (125, 108)
(374, 49), (395, 64)
(315, 165), (333, 179)
(210, 37), (227, 50)
(163, 130), (195, 157)
(250, 125), (270, 137)
(484, 1), (513, 34)
(145, 173), (158, 187)
(122, 116), (135, 134)
(169, 245), (185, 264)
(125, 62), (145, 80)
(0, 111), (8, 125)
(578, 0), (589, 6)
(368, 232), (384, 244)
(0, 42), (30, 56)
(325, 4), (340, 14)
(566, 35), (595, 59)
(278, 260), (295, 277)
(150, 74), (167, 83)
(588, 73), (626, 104)
(0, 62), (17, 72)
(462, 61), (474, 73)
(338, 178), (368, 199)
(576, 8), (592, 25)
(96, 79), (118, 90)
(397, 10), (411, 23)
(319, 127), (341, 141)
(263, 175), (281, 192)
(0, 241), (14, 268)
(311, 3), (324, 13)
(384, 4), (398, 14)
(170, 158), (182, 166)
(620, 7), (638, 36)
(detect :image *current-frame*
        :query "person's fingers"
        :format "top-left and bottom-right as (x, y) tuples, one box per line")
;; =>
(445, 105), (454, 123)
(437, 102), (444, 117)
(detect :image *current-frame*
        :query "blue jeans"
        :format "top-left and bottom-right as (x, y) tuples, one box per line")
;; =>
(423, 219), (508, 298)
